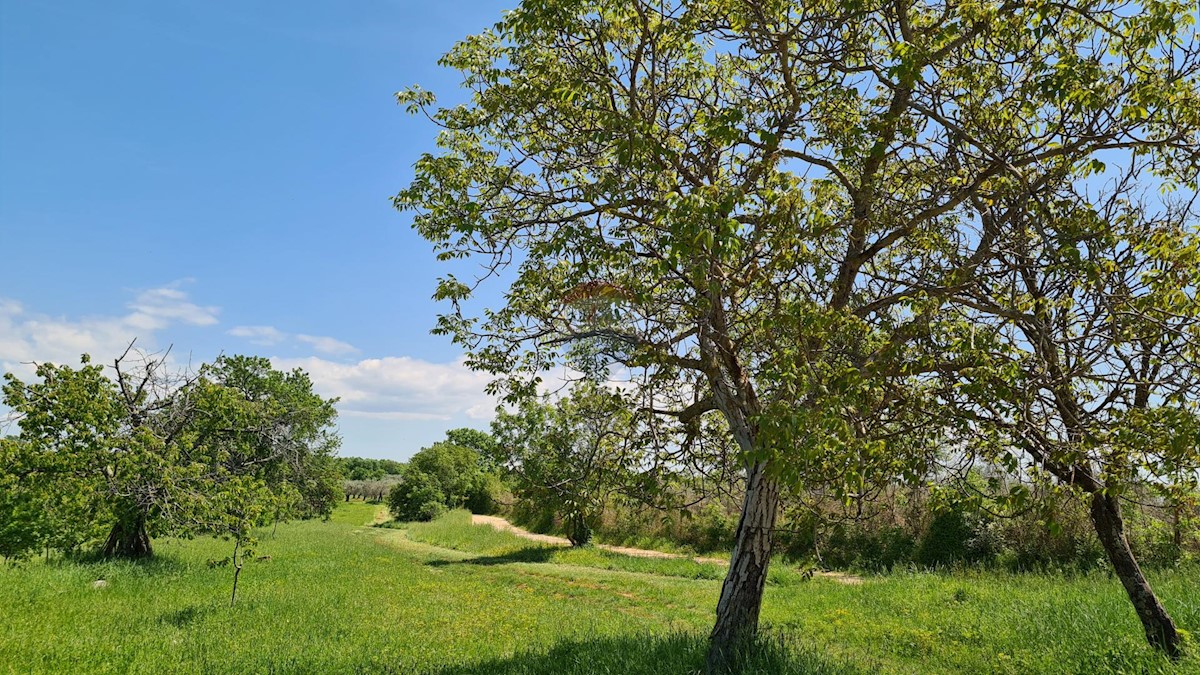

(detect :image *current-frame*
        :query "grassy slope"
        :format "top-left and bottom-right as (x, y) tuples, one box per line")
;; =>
(0, 504), (1195, 674)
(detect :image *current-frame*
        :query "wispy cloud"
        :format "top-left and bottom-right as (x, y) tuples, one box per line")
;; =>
(126, 286), (219, 330)
(270, 355), (496, 422)
(227, 325), (359, 356)
(227, 325), (287, 345)
(0, 283), (218, 378)
(295, 334), (358, 356)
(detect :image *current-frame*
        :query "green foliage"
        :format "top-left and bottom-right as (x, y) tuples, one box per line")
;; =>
(418, 500), (449, 522)
(409, 441), (494, 510)
(388, 469), (447, 522)
(491, 382), (637, 546)
(916, 510), (987, 569)
(444, 428), (497, 456)
(383, 429), (503, 523)
(337, 456), (406, 481)
(0, 352), (341, 560)
(512, 496), (739, 557)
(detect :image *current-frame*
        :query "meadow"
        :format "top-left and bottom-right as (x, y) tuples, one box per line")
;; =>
(1, 502), (1197, 674)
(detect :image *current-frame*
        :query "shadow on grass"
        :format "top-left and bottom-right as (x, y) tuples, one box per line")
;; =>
(61, 551), (191, 576)
(425, 546), (558, 567)
(417, 631), (865, 675)
(159, 603), (213, 628)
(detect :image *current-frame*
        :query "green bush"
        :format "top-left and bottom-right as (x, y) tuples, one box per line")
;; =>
(821, 524), (917, 572)
(388, 470), (446, 522)
(916, 509), (990, 568)
(418, 500), (449, 522)
(464, 472), (503, 516)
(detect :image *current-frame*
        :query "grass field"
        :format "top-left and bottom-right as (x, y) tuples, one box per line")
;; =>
(1, 503), (1196, 674)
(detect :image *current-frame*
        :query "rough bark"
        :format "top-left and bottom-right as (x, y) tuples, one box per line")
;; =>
(707, 461), (781, 674)
(565, 512), (592, 547)
(1089, 492), (1182, 658)
(102, 513), (152, 559)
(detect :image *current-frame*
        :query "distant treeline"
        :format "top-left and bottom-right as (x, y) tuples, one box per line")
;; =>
(337, 457), (406, 481)
(336, 414), (1199, 574)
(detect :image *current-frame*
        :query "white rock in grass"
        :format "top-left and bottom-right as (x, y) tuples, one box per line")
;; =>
(92, 579), (108, 589)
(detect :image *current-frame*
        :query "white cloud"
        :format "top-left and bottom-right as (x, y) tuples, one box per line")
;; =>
(227, 325), (359, 356)
(228, 325), (287, 345)
(0, 284), (218, 379)
(126, 286), (219, 330)
(295, 334), (358, 356)
(0, 288), (507, 445)
(270, 355), (497, 422)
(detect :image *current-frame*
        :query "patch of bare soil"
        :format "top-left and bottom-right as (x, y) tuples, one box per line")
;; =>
(372, 506), (390, 525)
(469, 514), (863, 584)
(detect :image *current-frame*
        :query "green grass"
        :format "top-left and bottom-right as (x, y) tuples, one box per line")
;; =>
(328, 499), (385, 526)
(1, 503), (1196, 674)
(403, 510), (729, 580)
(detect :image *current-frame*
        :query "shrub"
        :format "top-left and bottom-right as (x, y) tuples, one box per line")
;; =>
(417, 500), (448, 522)
(388, 470), (445, 522)
(820, 524), (917, 572)
(464, 472), (504, 516)
(916, 509), (989, 568)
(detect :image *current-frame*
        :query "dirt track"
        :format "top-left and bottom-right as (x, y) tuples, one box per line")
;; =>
(469, 514), (863, 584)
(471, 514), (726, 564)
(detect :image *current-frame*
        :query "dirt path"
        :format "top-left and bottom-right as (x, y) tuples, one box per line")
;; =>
(471, 515), (573, 546)
(472, 514), (727, 564)
(470, 514), (863, 585)
(372, 505), (391, 525)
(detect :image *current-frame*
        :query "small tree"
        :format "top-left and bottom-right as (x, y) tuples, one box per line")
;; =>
(936, 171), (1200, 656)
(491, 382), (637, 546)
(0, 349), (341, 560)
(204, 476), (274, 606)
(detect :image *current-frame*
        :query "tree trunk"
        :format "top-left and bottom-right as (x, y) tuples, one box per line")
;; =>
(1088, 492), (1181, 658)
(707, 461), (781, 674)
(102, 513), (152, 559)
(566, 511), (592, 547)
(1172, 504), (1183, 554)
(230, 539), (243, 607)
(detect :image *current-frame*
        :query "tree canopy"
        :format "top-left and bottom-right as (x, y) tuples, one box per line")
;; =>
(491, 381), (639, 545)
(0, 350), (341, 560)
(397, 0), (1200, 665)
(387, 430), (501, 521)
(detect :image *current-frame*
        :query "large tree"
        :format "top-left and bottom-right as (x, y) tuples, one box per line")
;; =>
(0, 350), (340, 559)
(932, 165), (1200, 656)
(396, 0), (1199, 667)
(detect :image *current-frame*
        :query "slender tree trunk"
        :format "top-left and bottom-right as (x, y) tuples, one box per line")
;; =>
(230, 539), (243, 607)
(566, 511), (591, 547)
(1088, 492), (1181, 658)
(1172, 504), (1183, 554)
(102, 512), (152, 559)
(707, 461), (781, 674)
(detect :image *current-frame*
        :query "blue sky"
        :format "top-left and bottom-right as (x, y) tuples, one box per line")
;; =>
(0, 1), (518, 460)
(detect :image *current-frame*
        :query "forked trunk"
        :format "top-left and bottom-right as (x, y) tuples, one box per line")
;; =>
(1089, 492), (1181, 658)
(102, 513), (152, 559)
(707, 461), (781, 673)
